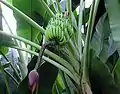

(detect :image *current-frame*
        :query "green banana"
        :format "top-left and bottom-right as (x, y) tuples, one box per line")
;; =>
(45, 13), (74, 45)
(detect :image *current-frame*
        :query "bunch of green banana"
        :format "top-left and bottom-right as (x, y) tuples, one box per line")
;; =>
(45, 13), (74, 45)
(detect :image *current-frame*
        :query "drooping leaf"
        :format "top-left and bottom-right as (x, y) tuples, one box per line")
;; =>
(104, 0), (120, 56)
(91, 13), (116, 63)
(99, 36), (116, 63)
(92, 13), (108, 56)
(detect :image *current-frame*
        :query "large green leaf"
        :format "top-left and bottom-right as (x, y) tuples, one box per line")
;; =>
(104, 0), (120, 55)
(99, 36), (116, 63)
(90, 56), (120, 94)
(12, 0), (56, 45)
(13, 0), (40, 42)
(91, 13), (116, 63)
(92, 13), (109, 56)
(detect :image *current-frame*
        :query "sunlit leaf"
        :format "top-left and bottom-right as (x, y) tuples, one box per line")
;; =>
(0, 46), (9, 55)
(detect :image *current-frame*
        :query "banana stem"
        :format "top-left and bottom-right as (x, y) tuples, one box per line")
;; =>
(82, 0), (100, 93)
(66, 0), (72, 20)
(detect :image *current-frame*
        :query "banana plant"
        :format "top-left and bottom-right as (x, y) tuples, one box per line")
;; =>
(0, 0), (120, 94)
